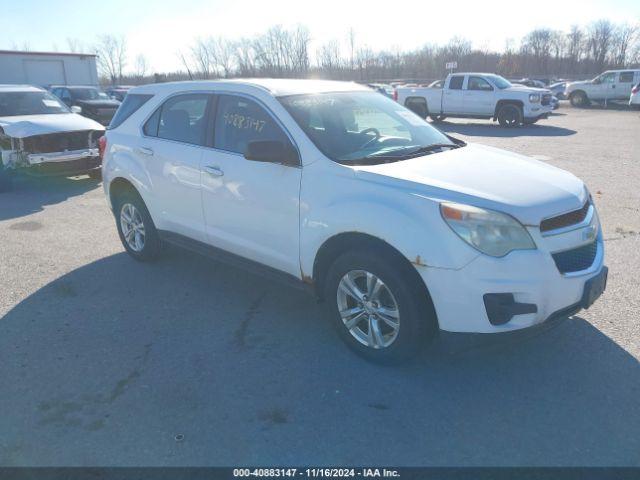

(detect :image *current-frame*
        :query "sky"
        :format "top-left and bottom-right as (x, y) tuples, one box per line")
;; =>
(1, 0), (638, 73)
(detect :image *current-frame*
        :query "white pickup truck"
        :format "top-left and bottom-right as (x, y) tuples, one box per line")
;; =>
(565, 69), (640, 107)
(395, 73), (553, 127)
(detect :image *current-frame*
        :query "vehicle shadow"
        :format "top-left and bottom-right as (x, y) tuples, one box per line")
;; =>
(0, 174), (100, 222)
(0, 249), (638, 466)
(436, 121), (577, 138)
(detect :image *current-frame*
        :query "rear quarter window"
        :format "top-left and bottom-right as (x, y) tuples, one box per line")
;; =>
(109, 94), (153, 130)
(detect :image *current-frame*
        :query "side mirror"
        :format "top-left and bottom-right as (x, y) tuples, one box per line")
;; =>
(244, 140), (299, 166)
(70, 105), (82, 114)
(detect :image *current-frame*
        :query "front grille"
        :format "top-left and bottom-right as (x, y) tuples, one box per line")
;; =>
(22, 130), (99, 154)
(552, 240), (598, 274)
(540, 201), (590, 233)
(542, 94), (552, 106)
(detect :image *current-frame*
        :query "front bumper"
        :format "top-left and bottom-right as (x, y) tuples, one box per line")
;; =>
(418, 213), (606, 333)
(21, 148), (101, 176)
(523, 103), (553, 121)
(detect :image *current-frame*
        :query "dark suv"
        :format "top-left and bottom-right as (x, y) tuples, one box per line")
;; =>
(50, 86), (121, 126)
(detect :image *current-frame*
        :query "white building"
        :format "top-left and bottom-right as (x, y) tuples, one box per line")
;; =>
(0, 50), (99, 87)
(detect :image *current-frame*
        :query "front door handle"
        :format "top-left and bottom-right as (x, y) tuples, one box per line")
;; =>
(204, 165), (224, 177)
(137, 146), (154, 156)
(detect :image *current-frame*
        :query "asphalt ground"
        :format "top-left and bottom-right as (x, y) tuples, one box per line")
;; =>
(0, 102), (638, 466)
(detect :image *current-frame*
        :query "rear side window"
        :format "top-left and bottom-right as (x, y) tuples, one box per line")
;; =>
(214, 95), (290, 154)
(619, 71), (635, 83)
(449, 76), (464, 90)
(109, 94), (153, 129)
(156, 94), (210, 145)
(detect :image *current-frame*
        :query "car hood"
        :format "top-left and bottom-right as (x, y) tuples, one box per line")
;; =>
(566, 80), (590, 89)
(353, 143), (587, 226)
(506, 85), (550, 94)
(76, 99), (121, 108)
(0, 113), (105, 138)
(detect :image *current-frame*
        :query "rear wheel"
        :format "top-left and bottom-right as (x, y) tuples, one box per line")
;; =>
(497, 104), (523, 127)
(324, 249), (437, 364)
(114, 190), (161, 261)
(570, 91), (589, 107)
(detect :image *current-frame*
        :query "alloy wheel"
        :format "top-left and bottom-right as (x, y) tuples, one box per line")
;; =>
(336, 270), (400, 349)
(120, 203), (146, 252)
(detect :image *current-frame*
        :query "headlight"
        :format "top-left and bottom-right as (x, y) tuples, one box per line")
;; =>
(440, 202), (536, 257)
(529, 93), (540, 103)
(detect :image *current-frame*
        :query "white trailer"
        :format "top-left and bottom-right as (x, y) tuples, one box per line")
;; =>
(0, 50), (99, 87)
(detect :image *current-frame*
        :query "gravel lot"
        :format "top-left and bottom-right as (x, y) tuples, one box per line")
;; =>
(1, 104), (639, 467)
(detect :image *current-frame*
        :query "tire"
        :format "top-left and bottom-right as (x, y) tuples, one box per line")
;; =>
(88, 169), (102, 180)
(497, 104), (523, 127)
(323, 248), (437, 364)
(570, 91), (589, 107)
(113, 189), (161, 261)
(429, 114), (446, 122)
(0, 164), (14, 193)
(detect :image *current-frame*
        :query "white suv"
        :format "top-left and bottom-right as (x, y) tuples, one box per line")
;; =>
(102, 79), (607, 363)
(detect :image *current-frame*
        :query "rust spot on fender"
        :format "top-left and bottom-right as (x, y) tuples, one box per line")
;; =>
(412, 255), (428, 267)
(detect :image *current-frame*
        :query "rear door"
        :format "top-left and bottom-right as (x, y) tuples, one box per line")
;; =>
(463, 76), (495, 115)
(200, 94), (302, 276)
(616, 71), (636, 99)
(442, 75), (465, 114)
(137, 92), (212, 242)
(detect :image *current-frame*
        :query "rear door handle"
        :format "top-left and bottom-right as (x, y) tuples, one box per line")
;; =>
(137, 146), (154, 156)
(204, 165), (224, 177)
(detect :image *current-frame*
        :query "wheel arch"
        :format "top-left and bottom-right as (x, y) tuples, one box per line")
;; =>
(404, 96), (429, 118)
(311, 231), (438, 327)
(108, 176), (141, 211)
(493, 99), (524, 120)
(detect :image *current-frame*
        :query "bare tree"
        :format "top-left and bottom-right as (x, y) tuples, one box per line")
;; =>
(587, 20), (614, 70)
(67, 38), (87, 54)
(134, 54), (149, 79)
(611, 23), (638, 66)
(190, 38), (213, 78)
(95, 35), (127, 84)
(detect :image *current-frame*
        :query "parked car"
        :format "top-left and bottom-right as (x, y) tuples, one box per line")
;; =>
(101, 79), (607, 363)
(0, 85), (104, 190)
(630, 82), (640, 109)
(548, 81), (567, 99)
(106, 86), (133, 102)
(550, 95), (560, 110)
(50, 85), (121, 125)
(367, 83), (394, 98)
(565, 70), (640, 107)
(512, 78), (547, 89)
(396, 73), (554, 126)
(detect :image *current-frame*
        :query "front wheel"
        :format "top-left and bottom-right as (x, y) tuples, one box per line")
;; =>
(324, 249), (437, 364)
(497, 104), (523, 127)
(570, 91), (589, 107)
(114, 191), (161, 261)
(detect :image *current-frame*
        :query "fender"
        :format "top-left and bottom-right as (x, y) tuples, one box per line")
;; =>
(299, 160), (479, 280)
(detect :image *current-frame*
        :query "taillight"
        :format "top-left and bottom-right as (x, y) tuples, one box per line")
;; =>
(392, 89), (398, 101)
(632, 85), (639, 94)
(98, 135), (107, 159)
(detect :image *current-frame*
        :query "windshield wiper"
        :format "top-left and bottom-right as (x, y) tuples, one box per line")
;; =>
(405, 143), (462, 156)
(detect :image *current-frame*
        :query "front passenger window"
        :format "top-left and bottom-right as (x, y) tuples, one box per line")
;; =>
(214, 95), (291, 155)
(156, 94), (209, 145)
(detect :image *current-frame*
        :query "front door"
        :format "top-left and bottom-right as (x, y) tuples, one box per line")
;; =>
(200, 94), (302, 277)
(463, 76), (495, 115)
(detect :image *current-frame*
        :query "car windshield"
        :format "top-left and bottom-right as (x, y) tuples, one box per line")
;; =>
(70, 88), (105, 100)
(0, 91), (70, 117)
(279, 91), (457, 164)
(485, 75), (512, 89)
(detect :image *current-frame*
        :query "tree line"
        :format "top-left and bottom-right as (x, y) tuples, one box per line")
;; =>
(77, 19), (640, 85)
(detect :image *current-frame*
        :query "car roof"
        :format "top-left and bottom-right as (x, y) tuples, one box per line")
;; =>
(130, 78), (370, 97)
(0, 84), (45, 93)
